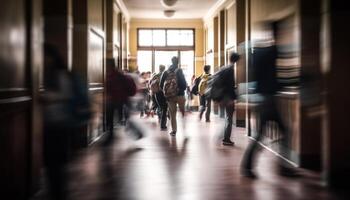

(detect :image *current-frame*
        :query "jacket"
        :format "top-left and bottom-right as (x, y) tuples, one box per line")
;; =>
(219, 65), (236, 100)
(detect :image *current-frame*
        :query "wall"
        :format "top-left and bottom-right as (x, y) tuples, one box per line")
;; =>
(129, 18), (204, 74)
(0, 0), (43, 198)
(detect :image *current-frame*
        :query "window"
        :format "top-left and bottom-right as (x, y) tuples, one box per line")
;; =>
(154, 51), (178, 73)
(138, 28), (194, 47)
(180, 51), (194, 83)
(137, 51), (152, 72)
(137, 28), (195, 80)
(138, 30), (153, 46)
(167, 30), (194, 46)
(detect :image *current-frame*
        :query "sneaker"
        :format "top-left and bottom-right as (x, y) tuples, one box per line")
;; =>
(169, 131), (176, 136)
(205, 119), (210, 122)
(160, 127), (168, 131)
(278, 166), (301, 178)
(241, 169), (257, 179)
(222, 140), (235, 146)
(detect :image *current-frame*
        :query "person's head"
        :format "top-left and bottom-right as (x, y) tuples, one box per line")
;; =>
(229, 52), (240, 64)
(171, 56), (179, 66)
(159, 64), (166, 72)
(203, 65), (211, 73)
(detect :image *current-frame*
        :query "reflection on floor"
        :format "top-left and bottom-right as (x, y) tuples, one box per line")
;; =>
(34, 113), (348, 200)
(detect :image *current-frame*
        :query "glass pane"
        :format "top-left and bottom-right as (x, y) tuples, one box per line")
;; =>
(152, 30), (166, 46)
(154, 51), (178, 73)
(180, 51), (194, 83)
(167, 30), (180, 46)
(180, 30), (194, 46)
(139, 29), (152, 46)
(137, 51), (152, 73)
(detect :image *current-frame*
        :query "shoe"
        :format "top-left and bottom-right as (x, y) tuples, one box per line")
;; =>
(169, 131), (176, 136)
(222, 140), (235, 146)
(241, 168), (257, 179)
(160, 127), (168, 131)
(205, 119), (210, 122)
(278, 166), (301, 178)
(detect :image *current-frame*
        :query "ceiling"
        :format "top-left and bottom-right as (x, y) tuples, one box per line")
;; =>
(123, 0), (220, 19)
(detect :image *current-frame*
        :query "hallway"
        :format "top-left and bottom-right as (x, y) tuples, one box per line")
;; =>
(34, 114), (346, 200)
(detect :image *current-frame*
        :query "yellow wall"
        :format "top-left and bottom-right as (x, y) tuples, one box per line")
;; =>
(128, 18), (205, 76)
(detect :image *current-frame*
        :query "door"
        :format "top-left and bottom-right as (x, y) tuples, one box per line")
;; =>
(154, 50), (178, 73)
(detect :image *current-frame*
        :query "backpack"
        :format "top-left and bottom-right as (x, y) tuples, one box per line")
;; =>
(191, 76), (201, 95)
(149, 74), (161, 93)
(198, 74), (211, 96)
(163, 69), (178, 98)
(204, 69), (226, 102)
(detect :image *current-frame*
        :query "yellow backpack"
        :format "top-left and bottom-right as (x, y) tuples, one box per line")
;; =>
(198, 74), (210, 96)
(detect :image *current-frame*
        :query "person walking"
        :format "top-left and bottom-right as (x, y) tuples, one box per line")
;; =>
(160, 57), (187, 136)
(198, 65), (212, 122)
(240, 21), (297, 178)
(205, 53), (239, 146)
(150, 64), (168, 131)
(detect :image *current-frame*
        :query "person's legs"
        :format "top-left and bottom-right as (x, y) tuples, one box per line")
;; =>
(116, 103), (124, 125)
(156, 92), (168, 129)
(241, 109), (267, 174)
(177, 96), (186, 117)
(167, 97), (177, 134)
(223, 103), (234, 143)
(199, 95), (206, 120)
(205, 99), (211, 121)
(106, 102), (115, 140)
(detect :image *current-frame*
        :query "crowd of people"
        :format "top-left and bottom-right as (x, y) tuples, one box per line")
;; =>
(41, 22), (299, 199)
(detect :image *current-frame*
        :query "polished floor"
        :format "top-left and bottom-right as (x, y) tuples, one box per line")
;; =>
(34, 113), (348, 200)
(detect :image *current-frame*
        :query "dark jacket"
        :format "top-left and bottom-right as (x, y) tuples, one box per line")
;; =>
(253, 45), (280, 95)
(220, 65), (236, 100)
(160, 64), (187, 96)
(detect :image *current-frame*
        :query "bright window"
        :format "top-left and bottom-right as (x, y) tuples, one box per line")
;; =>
(137, 51), (152, 72)
(138, 30), (153, 46)
(154, 51), (178, 73)
(180, 51), (194, 83)
(152, 30), (166, 46)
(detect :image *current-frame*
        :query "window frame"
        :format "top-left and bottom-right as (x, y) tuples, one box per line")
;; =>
(137, 28), (195, 50)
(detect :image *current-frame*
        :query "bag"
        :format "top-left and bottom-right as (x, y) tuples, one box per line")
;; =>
(198, 74), (210, 96)
(163, 69), (178, 98)
(191, 76), (202, 95)
(205, 70), (226, 102)
(150, 74), (161, 93)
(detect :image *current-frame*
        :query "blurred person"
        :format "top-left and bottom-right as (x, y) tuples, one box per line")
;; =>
(240, 21), (297, 178)
(150, 65), (168, 130)
(106, 59), (130, 143)
(41, 44), (91, 200)
(205, 53), (239, 146)
(185, 85), (193, 113)
(106, 60), (143, 144)
(138, 72), (148, 117)
(160, 57), (187, 136)
(198, 65), (212, 122)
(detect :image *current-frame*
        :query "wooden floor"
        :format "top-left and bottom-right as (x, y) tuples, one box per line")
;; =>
(34, 113), (348, 200)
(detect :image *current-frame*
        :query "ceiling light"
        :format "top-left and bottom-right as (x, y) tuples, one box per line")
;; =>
(164, 10), (175, 18)
(161, 0), (177, 8)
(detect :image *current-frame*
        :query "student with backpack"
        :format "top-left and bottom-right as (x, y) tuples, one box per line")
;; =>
(150, 65), (168, 131)
(198, 65), (212, 122)
(205, 53), (240, 146)
(160, 57), (187, 136)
